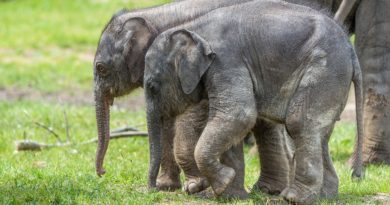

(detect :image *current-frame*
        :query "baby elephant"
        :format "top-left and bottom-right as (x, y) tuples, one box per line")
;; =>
(144, 0), (364, 204)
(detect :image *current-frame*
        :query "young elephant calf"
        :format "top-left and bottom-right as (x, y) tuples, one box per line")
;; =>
(144, 0), (364, 204)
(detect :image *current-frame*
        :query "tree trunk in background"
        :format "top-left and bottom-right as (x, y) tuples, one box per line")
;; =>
(355, 0), (390, 164)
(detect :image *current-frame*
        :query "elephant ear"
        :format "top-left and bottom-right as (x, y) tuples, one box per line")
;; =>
(121, 17), (158, 83)
(169, 29), (215, 94)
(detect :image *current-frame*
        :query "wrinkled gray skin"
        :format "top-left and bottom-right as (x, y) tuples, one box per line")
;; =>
(354, 0), (390, 165)
(294, 0), (390, 167)
(93, 0), (255, 190)
(144, 1), (364, 204)
(174, 99), (247, 198)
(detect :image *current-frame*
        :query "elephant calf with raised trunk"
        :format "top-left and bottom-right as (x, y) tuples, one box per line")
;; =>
(144, 1), (364, 204)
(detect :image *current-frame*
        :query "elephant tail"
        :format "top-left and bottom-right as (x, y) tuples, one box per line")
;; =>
(351, 47), (364, 179)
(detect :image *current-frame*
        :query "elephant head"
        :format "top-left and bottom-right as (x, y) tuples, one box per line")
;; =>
(93, 10), (157, 178)
(144, 29), (215, 116)
(143, 30), (215, 184)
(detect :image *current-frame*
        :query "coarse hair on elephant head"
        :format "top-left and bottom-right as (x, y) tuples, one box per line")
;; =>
(143, 29), (215, 186)
(93, 10), (157, 178)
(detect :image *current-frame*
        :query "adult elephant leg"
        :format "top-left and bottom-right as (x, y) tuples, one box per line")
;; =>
(252, 119), (293, 195)
(157, 118), (182, 191)
(355, 0), (390, 164)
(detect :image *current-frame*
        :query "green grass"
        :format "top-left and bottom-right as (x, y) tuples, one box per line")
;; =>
(1, 100), (390, 204)
(0, 0), (389, 204)
(0, 0), (170, 92)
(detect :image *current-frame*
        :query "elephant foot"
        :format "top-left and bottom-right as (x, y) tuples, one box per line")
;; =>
(280, 181), (320, 205)
(320, 183), (338, 199)
(320, 172), (339, 199)
(219, 185), (248, 200)
(156, 173), (181, 191)
(211, 166), (236, 196)
(183, 177), (210, 194)
(194, 187), (248, 200)
(252, 176), (286, 195)
(194, 189), (214, 198)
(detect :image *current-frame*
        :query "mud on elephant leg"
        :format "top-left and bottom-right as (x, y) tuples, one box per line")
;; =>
(355, 0), (390, 164)
(361, 92), (390, 164)
(252, 120), (293, 195)
(157, 119), (181, 191)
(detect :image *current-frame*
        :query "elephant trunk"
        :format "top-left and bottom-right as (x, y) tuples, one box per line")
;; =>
(146, 101), (162, 189)
(95, 91), (112, 177)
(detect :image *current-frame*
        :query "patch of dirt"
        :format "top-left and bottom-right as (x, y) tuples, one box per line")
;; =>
(339, 193), (390, 205)
(0, 86), (145, 112)
(366, 193), (390, 204)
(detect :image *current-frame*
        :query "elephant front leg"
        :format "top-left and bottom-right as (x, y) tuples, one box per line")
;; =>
(157, 119), (181, 191)
(174, 100), (248, 198)
(252, 120), (293, 195)
(193, 65), (256, 197)
(174, 101), (210, 194)
(219, 142), (248, 199)
(194, 111), (256, 197)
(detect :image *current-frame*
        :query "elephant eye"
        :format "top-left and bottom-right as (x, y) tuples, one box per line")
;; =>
(96, 63), (109, 77)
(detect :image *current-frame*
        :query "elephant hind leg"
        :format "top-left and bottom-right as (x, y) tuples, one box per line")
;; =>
(282, 83), (345, 204)
(252, 119), (292, 196)
(282, 109), (324, 205)
(320, 124), (339, 199)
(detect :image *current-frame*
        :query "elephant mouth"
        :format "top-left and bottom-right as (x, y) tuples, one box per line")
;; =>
(110, 85), (139, 99)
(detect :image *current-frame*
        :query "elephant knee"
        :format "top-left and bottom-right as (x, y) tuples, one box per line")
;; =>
(237, 106), (257, 126)
(194, 145), (213, 173)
